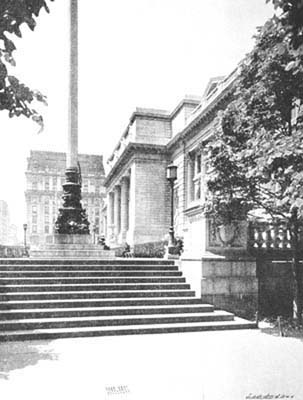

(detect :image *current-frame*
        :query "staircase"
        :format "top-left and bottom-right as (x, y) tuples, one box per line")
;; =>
(0, 258), (256, 341)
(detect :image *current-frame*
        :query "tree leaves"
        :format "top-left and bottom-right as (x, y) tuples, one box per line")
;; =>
(0, 0), (54, 126)
(205, 10), (303, 227)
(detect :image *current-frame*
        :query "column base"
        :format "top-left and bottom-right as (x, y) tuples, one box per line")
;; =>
(55, 167), (90, 235)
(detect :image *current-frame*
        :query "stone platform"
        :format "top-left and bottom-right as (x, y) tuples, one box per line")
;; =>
(30, 234), (115, 259)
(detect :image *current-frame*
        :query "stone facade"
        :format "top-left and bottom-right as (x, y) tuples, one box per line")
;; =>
(105, 99), (202, 247)
(105, 75), (239, 252)
(25, 151), (106, 245)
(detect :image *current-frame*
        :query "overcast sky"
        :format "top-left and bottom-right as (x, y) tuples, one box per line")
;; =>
(0, 0), (274, 237)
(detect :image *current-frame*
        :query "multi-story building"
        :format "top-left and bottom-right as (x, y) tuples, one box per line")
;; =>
(0, 200), (9, 245)
(105, 73), (241, 252)
(105, 95), (202, 247)
(25, 151), (106, 245)
(105, 69), (260, 316)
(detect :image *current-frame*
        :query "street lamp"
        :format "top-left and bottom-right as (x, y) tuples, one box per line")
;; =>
(92, 223), (96, 244)
(23, 223), (28, 254)
(166, 164), (178, 250)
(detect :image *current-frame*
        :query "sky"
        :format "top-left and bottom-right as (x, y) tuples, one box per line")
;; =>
(0, 0), (274, 238)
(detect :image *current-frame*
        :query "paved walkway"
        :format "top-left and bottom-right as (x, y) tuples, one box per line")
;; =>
(0, 329), (302, 400)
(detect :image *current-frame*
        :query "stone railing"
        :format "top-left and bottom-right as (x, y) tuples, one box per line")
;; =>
(248, 222), (291, 250)
(248, 221), (294, 252)
(0, 245), (29, 258)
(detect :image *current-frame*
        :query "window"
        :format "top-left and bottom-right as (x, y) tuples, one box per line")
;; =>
(196, 154), (202, 174)
(32, 215), (38, 224)
(32, 225), (37, 234)
(45, 178), (50, 191)
(83, 180), (88, 192)
(44, 225), (50, 234)
(95, 208), (100, 216)
(52, 177), (57, 191)
(187, 150), (206, 205)
(32, 181), (38, 190)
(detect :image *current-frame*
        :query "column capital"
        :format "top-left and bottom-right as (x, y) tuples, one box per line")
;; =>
(121, 176), (130, 185)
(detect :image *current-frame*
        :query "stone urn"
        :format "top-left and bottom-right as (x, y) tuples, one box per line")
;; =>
(217, 222), (240, 247)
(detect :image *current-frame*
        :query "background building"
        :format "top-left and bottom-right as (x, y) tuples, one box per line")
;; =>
(0, 200), (18, 245)
(25, 151), (106, 245)
(0, 200), (9, 245)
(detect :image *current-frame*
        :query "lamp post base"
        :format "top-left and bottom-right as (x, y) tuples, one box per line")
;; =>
(55, 167), (90, 234)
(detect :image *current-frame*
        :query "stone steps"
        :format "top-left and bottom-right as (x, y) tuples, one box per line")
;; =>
(0, 318), (256, 341)
(0, 270), (182, 277)
(0, 289), (197, 301)
(0, 296), (203, 309)
(0, 283), (191, 292)
(0, 310), (236, 331)
(0, 304), (215, 319)
(0, 259), (174, 266)
(0, 277), (186, 284)
(0, 258), (256, 341)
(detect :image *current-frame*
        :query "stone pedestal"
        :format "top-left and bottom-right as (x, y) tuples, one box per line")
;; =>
(30, 234), (115, 259)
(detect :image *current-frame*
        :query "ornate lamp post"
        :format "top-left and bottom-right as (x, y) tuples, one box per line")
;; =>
(54, 0), (90, 234)
(92, 223), (96, 244)
(23, 223), (27, 253)
(166, 164), (177, 251)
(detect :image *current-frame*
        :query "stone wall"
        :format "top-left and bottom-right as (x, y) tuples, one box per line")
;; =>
(257, 258), (294, 317)
(181, 255), (258, 319)
(135, 117), (172, 145)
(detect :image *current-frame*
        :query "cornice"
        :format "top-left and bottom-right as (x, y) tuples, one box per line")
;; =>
(105, 142), (168, 188)
(167, 82), (235, 151)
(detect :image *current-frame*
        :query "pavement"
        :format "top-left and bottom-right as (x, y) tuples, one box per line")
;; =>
(0, 328), (302, 400)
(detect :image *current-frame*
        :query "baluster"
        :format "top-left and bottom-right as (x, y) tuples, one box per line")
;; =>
(256, 225), (264, 248)
(265, 228), (272, 250)
(273, 224), (280, 249)
(248, 222), (255, 248)
(282, 226), (288, 249)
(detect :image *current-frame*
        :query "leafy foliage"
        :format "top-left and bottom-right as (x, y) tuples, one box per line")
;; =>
(205, 14), (303, 321)
(0, 1), (53, 128)
(205, 17), (303, 225)
(269, 0), (303, 71)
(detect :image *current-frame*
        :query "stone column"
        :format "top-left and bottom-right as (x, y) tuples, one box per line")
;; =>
(120, 177), (129, 242)
(114, 185), (121, 239)
(54, 0), (90, 234)
(186, 155), (194, 205)
(107, 192), (115, 240)
(67, 0), (78, 169)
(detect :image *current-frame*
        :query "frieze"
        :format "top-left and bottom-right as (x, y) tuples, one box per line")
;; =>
(105, 142), (169, 187)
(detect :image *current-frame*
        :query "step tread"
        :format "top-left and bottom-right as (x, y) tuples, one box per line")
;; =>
(1, 289), (193, 294)
(0, 277), (183, 281)
(0, 296), (199, 305)
(0, 317), (257, 337)
(0, 310), (233, 325)
(0, 269), (179, 273)
(0, 303), (213, 313)
(0, 283), (188, 288)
